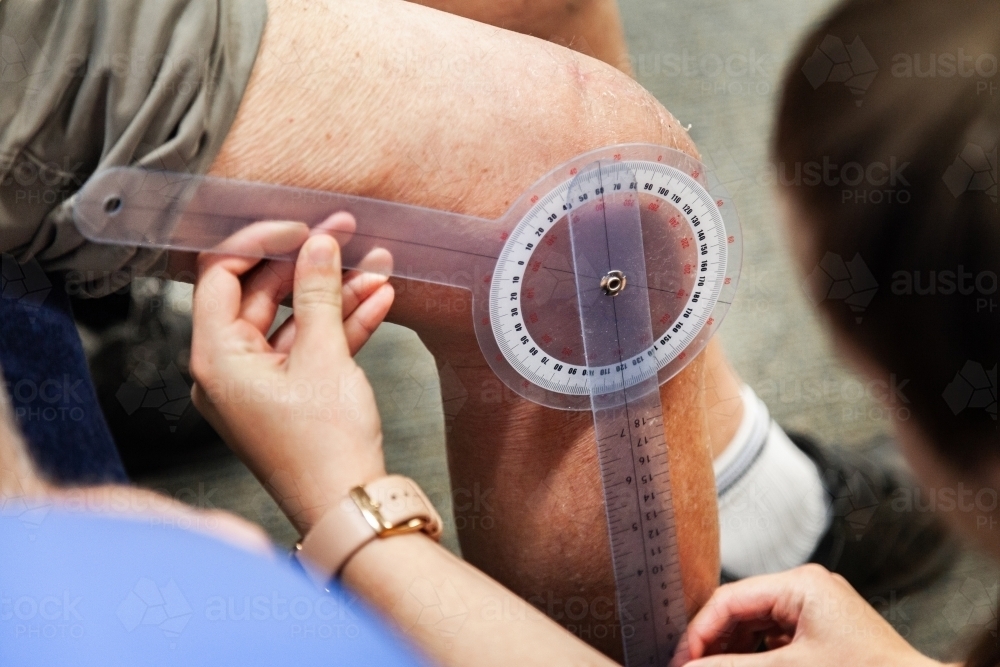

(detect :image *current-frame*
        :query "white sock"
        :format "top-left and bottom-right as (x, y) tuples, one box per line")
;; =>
(715, 385), (832, 579)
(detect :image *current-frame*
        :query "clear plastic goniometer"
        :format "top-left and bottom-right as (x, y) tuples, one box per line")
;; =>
(74, 144), (743, 665)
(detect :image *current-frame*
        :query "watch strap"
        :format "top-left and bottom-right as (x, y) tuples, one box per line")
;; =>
(296, 475), (442, 582)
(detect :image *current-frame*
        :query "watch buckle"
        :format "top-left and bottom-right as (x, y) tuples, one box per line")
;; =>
(349, 486), (429, 537)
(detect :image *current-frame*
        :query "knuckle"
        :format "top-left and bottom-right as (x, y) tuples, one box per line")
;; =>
(797, 563), (833, 583)
(296, 286), (341, 310)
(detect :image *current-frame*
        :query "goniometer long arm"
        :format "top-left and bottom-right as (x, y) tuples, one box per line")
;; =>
(73, 167), (505, 290)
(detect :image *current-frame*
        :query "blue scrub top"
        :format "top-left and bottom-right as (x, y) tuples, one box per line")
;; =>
(0, 509), (430, 666)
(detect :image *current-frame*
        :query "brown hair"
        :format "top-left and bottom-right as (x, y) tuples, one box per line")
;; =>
(775, 0), (999, 466)
(775, 0), (999, 663)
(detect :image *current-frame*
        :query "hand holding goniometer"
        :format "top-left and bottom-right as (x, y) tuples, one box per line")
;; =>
(74, 143), (743, 665)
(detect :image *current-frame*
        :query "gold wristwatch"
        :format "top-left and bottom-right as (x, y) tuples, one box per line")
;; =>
(295, 475), (443, 582)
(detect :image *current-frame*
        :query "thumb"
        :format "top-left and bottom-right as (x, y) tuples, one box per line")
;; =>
(290, 234), (349, 358)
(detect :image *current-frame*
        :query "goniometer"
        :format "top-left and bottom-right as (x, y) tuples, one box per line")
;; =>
(74, 144), (742, 665)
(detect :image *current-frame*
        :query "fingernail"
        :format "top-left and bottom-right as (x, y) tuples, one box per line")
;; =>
(308, 237), (335, 266)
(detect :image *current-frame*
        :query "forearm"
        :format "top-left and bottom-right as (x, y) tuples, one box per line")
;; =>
(342, 531), (616, 667)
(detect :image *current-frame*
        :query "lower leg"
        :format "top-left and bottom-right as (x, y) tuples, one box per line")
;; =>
(413, 315), (718, 659)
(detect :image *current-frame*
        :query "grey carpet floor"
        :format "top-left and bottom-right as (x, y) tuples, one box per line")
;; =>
(135, 0), (999, 661)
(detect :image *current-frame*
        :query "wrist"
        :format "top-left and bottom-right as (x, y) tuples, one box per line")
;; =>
(267, 459), (388, 536)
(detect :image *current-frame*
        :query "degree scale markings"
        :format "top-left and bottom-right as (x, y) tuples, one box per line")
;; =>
(490, 161), (728, 397)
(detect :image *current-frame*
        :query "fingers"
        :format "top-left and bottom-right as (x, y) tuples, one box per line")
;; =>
(193, 221), (309, 335)
(343, 249), (392, 318)
(290, 235), (349, 360)
(344, 283), (395, 355)
(269, 258), (395, 355)
(310, 211), (357, 248)
(239, 260), (296, 334)
(201, 220), (310, 276)
(684, 570), (814, 661)
(193, 261), (246, 350)
(341, 248), (394, 316)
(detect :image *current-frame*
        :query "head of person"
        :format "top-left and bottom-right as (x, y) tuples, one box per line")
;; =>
(775, 0), (999, 660)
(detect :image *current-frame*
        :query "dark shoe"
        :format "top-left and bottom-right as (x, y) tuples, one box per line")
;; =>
(790, 433), (960, 598)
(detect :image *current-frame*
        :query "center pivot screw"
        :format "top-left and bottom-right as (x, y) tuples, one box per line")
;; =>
(600, 270), (627, 296)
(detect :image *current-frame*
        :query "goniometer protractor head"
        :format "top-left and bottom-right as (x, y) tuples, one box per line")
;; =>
(475, 145), (743, 411)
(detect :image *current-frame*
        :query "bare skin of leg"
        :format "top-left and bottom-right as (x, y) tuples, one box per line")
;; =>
(406, 0), (743, 461)
(407, 0), (634, 74)
(205, 0), (733, 657)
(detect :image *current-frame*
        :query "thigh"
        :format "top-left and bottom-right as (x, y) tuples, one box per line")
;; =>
(209, 0), (682, 341)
